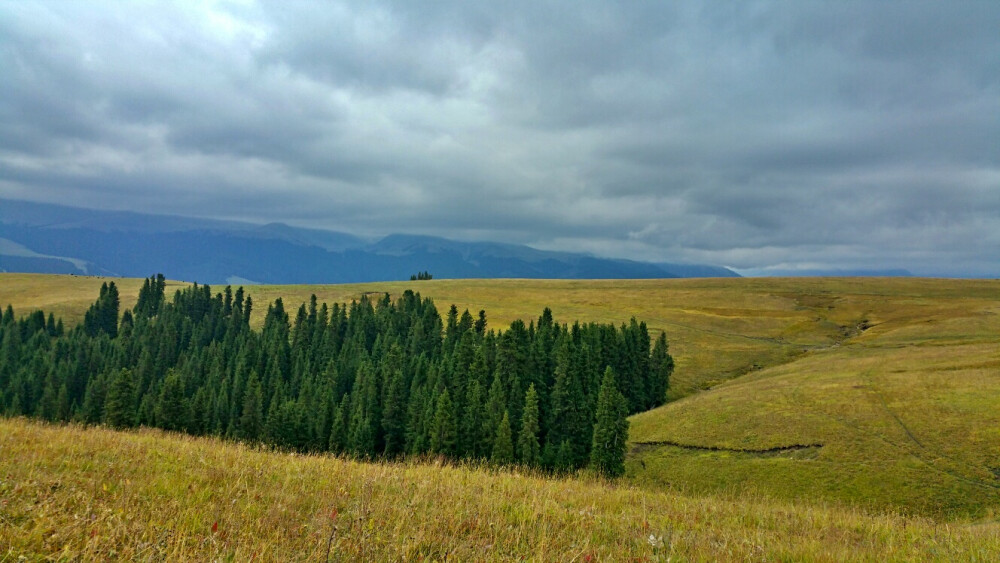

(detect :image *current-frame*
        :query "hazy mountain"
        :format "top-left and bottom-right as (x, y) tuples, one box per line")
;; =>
(0, 199), (738, 284)
(756, 268), (913, 277)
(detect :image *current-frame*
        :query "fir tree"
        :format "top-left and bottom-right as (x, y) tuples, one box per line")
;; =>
(491, 410), (514, 464)
(484, 370), (506, 453)
(381, 368), (407, 457)
(547, 336), (590, 469)
(429, 388), (457, 455)
(156, 370), (187, 431)
(554, 440), (574, 473)
(239, 372), (264, 441)
(329, 393), (350, 453)
(590, 367), (629, 478)
(104, 368), (135, 428)
(648, 332), (674, 408)
(461, 379), (486, 458)
(80, 372), (107, 424)
(517, 384), (541, 467)
(474, 310), (487, 336)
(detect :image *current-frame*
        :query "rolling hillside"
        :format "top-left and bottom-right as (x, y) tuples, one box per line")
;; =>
(3, 418), (998, 560)
(1, 274), (998, 519)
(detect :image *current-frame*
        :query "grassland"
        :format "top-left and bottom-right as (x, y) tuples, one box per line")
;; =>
(3, 417), (999, 561)
(1, 273), (999, 522)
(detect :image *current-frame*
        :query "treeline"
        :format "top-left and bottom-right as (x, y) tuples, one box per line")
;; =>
(0, 275), (672, 476)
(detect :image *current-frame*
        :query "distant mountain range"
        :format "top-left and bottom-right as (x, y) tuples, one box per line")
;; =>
(755, 268), (913, 277)
(0, 199), (739, 284)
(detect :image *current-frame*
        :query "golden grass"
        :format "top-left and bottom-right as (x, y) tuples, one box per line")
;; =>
(2, 274), (999, 519)
(3, 417), (999, 561)
(0, 274), (180, 328)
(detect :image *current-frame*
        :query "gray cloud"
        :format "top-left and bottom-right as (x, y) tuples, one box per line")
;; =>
(1, 0), (998, 276)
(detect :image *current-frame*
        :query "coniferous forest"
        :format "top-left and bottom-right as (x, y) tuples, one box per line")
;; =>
(0, 275), (673, 476)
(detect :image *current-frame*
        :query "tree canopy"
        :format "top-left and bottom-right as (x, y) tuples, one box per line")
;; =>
(0, 274), (673, 474)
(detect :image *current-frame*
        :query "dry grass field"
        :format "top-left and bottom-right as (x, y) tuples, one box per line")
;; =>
(3, 418), (998, 561)
(1, 273), (999, 526)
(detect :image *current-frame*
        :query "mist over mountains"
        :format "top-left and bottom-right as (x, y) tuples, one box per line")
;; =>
(0, 199), (738, 284)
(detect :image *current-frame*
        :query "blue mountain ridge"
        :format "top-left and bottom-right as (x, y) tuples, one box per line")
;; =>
(0, 198), (739, 284)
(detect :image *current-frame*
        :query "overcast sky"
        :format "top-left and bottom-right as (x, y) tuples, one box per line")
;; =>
(1, 1), (998, 276)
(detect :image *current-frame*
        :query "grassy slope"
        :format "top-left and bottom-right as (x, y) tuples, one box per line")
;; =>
(627, 278), (1000, 517)
(1, 274), (998, 519)
(3, 418), (999, 561)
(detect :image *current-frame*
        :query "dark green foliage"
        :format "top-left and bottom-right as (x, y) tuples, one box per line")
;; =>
(649, 332), (674, 406)
(0, 274), (672, 474)
(461, 380), (487, 458)
(134, 274), (166, 318)
(491, 410), (514, 464)
(590, 367), (629, 478)
(240, 372), (264, 441)
(83, 281), (120, 338)
(546, 336), (592, 469)
(429, 388), (457, 455)
(410, 271), (433, 281)
(104, 368), (135, 428)
(380, 367), (407, 457)
(517, 384), (540, 467)
(156, 370), (187, 431)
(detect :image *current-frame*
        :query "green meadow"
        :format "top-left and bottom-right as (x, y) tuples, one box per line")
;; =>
(1, 273), (999, 558)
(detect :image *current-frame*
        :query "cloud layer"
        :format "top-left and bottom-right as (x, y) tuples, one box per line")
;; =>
(1, 1), (998, 275)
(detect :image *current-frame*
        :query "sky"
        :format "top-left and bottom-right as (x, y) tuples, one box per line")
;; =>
(1, 1), (998, 276)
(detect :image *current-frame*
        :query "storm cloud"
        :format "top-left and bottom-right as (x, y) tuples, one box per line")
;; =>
(1, 1), (998, 276)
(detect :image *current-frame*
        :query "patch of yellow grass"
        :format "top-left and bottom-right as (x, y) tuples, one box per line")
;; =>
(2, 418), (999, 561)
(0, 273), (179, 328)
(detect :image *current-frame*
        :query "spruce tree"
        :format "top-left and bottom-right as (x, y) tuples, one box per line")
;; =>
(156, 370), (187, 431)
(36, 373), (59, 422)
(381, 368), (407, 457)
(491, 410), (514, 464)
(547, 336), (589, 468)
(484, 370), (506, 453)
(329, 393), (350, 453)
(590, 367), (629, 478)
(239, 372), (264, 441)
(80, 372), (107, 423)
(461, 380), (486, 458)
(554, 440), (574, 473)
(429, 388), (457, 455)
(56, 383), (70, 422)
(517, 384), (541, 467)
(104, 368), (135, 428)
(648, 332), (674, 408)
(103, 282), (120, 338)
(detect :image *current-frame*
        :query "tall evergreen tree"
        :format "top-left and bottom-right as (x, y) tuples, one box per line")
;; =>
(380, 368), (407, 457)
(156, 370), (187, 431)
(329, 393), (350, 453)
(590, 367), (629, 478)
(104, 368), (135, 428)
(491, 410), (513, 465)
(648, 332), (674, 408)
(429, 388), (457, 455)
(546, 336), (590, 468)
(461, 379), (487, 458)
(517, 383), (541, 467)
(239, 372), (264, 441)
(484, 370), (506, 453)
